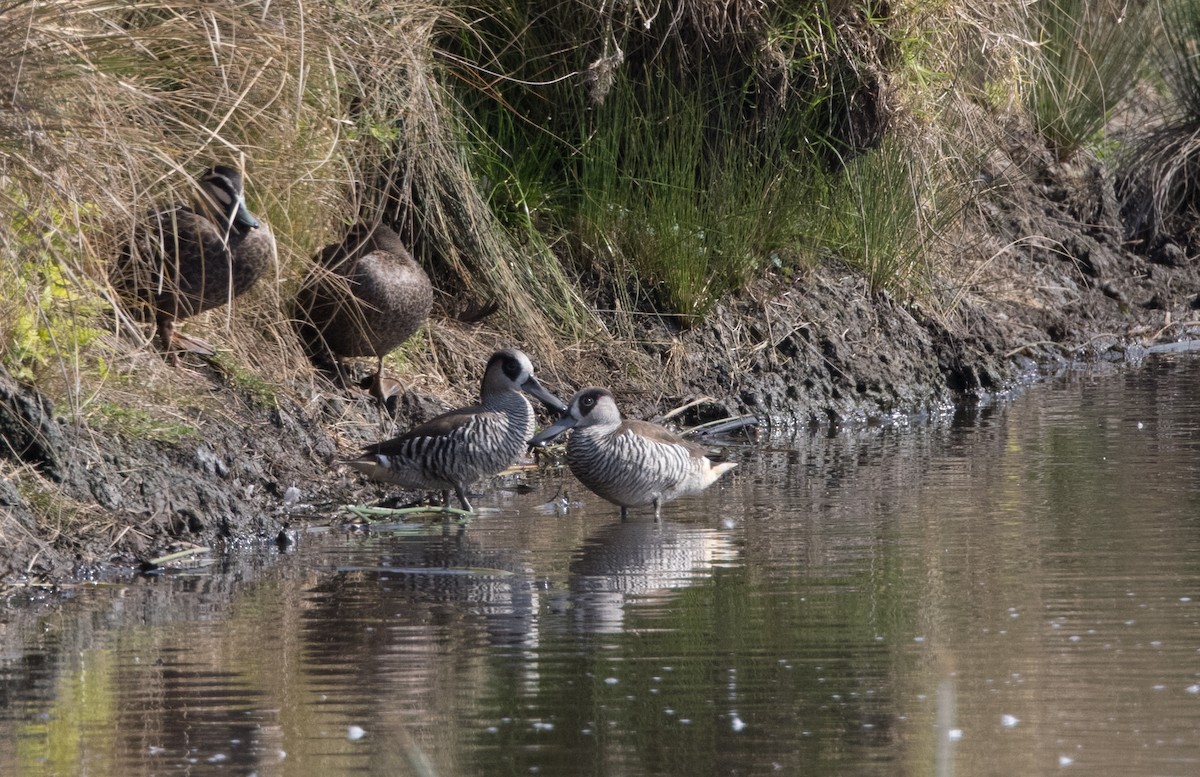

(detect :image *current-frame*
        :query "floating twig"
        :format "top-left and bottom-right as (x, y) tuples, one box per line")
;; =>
(142, 545), (212, 570)
(683, 414), (760, 438)
(655, 395), (716, 424)
(344, 504), (473, 521)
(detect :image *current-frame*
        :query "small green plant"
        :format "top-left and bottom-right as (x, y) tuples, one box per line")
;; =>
(86, 403), (196, 444)
(1161, 0), (1200, 125)
(462, 112), (590, 335)
(208, 351), (279, 409)
(449, 0), (885, 321)
(817, 138), (965, 296)
(2, 197), (107, 383)
(1025, 0), (1153, 159)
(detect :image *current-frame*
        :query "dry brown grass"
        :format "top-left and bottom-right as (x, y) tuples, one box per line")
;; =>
(0, 0), (596, 427)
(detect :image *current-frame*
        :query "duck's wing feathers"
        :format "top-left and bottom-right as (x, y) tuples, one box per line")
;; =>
(118, 206), (233, 312)
(621, 419), (712, 459)
(364, 404), (487, 454)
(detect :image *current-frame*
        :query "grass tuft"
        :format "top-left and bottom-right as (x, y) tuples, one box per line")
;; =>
(575, 71), (825, 320)
(1024, 0), (1154, 160)
(817, 136), (969, 295)
(447, 1), (887, 322)
(1118, 0), (1200, 242)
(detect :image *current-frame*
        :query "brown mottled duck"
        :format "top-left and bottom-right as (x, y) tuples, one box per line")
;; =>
(294, 222), (433, 401)
(113, 165), (275, 359)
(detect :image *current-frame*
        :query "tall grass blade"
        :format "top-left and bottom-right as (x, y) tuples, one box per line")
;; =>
(1026, 0), (1153, 160)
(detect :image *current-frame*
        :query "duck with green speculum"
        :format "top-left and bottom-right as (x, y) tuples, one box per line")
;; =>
(112, 165), (276, 359)
(294, 222), (433, 402)
(529, 387), (737, 519)
(347, 349), (566, 512)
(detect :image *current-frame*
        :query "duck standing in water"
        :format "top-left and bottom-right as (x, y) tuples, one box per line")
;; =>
(347, 349), (566, 512)
(112, 165), (275, 358)
(294, 222), (433, 398)
(529, 387), (737, 519)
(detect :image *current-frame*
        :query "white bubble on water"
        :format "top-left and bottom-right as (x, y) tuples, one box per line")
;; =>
(1001, 714), (1020, 728)
(347, 725), (366, 741)
(948, 729), (963, 741)
(1058, 755), (1074, 767)
(731, 714), (746, 732)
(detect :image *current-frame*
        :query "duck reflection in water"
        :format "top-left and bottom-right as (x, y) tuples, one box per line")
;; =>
(305, 529), (544, 655)
(567, 519), (738, 635)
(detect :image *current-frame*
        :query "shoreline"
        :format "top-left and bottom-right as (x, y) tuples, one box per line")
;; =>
(3, 142), (1200, 583)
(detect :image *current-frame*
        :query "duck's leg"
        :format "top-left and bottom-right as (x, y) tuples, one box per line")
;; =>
(159, 312), (215, 356)
(156, 314), (179, 366)
(360, 356), (385, 396)
(620, 505), (629, 521)
(361, 356), (403, 415)
(652, 497), (662, 522)
(453, 486), (473, 513)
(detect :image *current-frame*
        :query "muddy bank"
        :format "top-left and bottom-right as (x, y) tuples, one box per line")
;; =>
(2, 135), (1199, 582)
(655, 130), (1200, 427)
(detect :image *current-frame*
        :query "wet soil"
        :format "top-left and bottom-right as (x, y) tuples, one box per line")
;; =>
(3, 130), (1199, 582)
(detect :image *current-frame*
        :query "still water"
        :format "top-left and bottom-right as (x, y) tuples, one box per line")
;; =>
(4, 356), (1200, 776)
